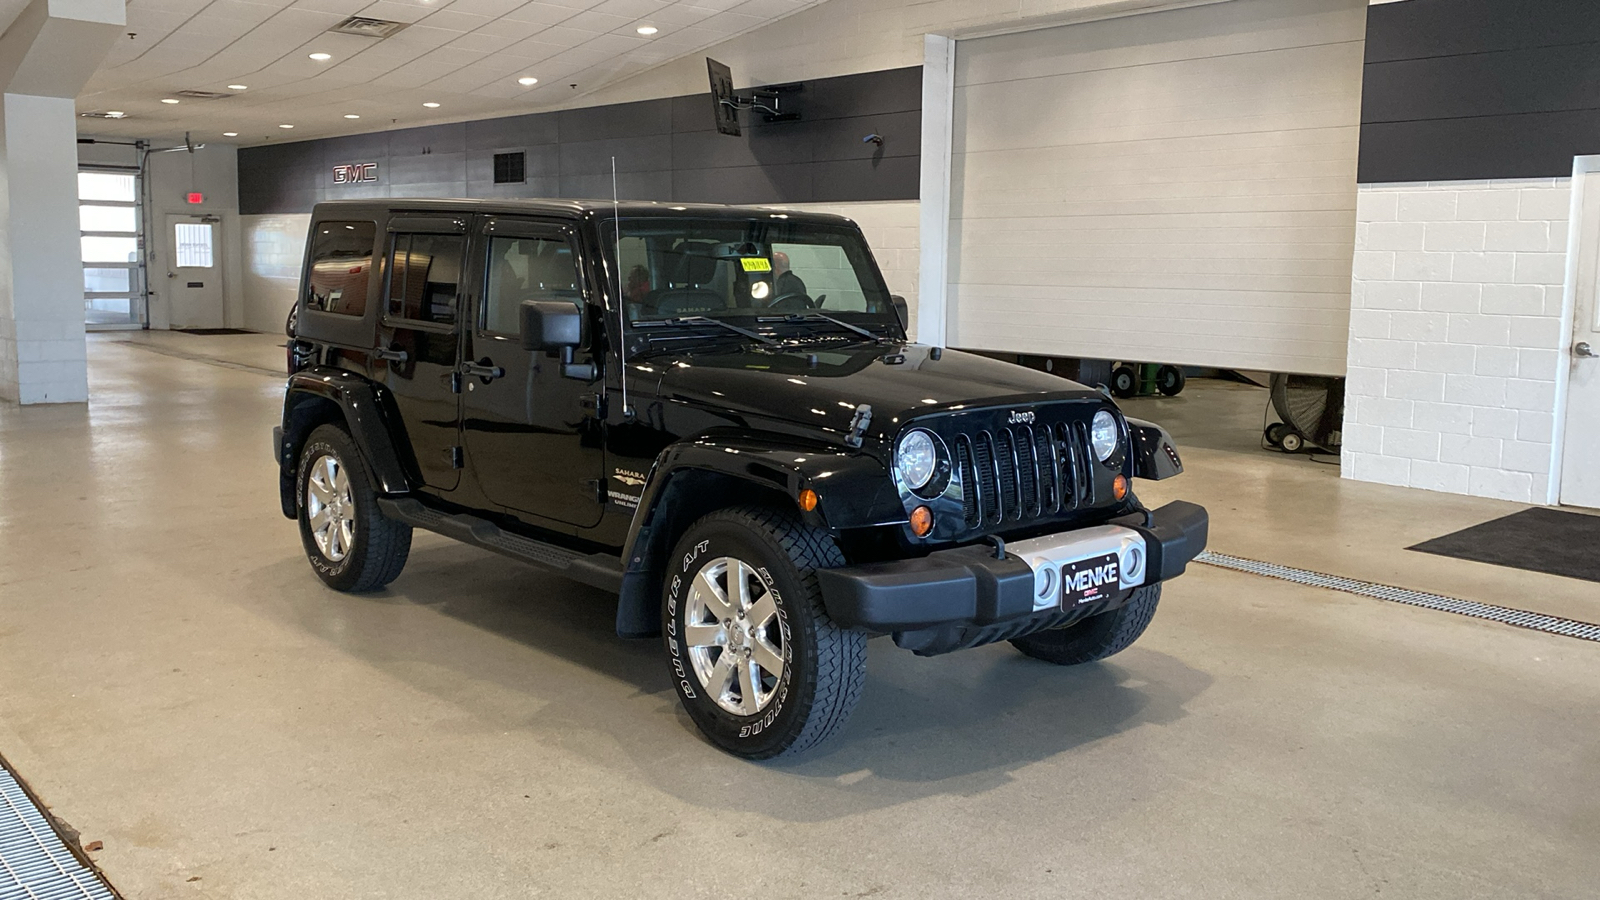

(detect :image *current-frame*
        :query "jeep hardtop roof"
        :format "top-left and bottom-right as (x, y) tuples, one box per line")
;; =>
(309, 198), (857, 228)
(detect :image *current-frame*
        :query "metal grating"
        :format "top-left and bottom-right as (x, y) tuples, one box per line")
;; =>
(0, 762), (117, 900)
(1196, 551), (1600, 643)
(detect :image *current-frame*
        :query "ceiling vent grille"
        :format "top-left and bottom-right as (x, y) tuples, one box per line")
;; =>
(328, 16), (409, 38)
(80, 111), (129, 119)
(175, 90), (232, 100)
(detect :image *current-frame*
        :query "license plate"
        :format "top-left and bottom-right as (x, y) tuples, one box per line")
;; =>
(1060, 552), (1121, 606)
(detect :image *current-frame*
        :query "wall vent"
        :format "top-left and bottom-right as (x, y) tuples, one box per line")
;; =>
(175, 90), (232, 100)
(493, 151), (527, 185)
(329, 16), (409, 38)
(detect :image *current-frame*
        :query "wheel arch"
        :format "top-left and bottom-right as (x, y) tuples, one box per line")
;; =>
(277, 368), (413, 518)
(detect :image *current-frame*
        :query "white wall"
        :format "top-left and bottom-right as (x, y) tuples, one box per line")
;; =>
(240, 202), (918, 337)
(1343, 177), (1572, 504)
(944, 0), (1365, 375)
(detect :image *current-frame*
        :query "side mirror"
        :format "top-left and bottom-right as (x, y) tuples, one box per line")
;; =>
(520, 299), (581, 352)
(889, 294), (909, 331)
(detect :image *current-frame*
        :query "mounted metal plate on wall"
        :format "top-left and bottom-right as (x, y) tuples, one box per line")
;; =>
(332, 163), (380, 184)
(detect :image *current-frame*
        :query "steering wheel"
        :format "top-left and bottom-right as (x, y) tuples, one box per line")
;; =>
(768, 291), (813, 311)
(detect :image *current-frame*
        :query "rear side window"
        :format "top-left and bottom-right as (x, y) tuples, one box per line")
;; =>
(388, 233), (465, 326)
(306, 221), (376, 316)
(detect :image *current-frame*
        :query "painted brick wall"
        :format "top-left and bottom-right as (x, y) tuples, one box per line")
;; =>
(1344, 177), (1571, 503)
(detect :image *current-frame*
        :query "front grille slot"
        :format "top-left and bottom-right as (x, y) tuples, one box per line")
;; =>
(951, 414), (1098, 529)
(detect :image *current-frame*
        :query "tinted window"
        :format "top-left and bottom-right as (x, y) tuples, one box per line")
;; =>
(483, 235), (581, 335)
(388, 233), (464, 326)
(306, 221), (375, 316)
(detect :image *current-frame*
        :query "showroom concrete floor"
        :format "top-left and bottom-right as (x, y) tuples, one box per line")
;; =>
(1, 332), (1596, 899)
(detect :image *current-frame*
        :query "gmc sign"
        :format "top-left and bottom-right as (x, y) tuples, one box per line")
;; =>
(332, 163), (379, 184)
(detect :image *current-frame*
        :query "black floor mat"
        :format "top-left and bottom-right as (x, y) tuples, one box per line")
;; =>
(1409, 507), (1600, 583)
(173, 327), (253, 335)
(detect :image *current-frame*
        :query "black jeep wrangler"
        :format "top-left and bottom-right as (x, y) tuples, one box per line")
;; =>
(275, 199), (1208, 758)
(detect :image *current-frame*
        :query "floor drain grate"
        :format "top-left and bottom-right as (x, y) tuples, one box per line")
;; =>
(0, 761), (117, 900)
(1195, 551), (1600, 644)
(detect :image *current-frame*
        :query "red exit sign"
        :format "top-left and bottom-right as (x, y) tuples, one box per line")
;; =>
(186, 192), (204, 204)
(332, 163), (379, 184)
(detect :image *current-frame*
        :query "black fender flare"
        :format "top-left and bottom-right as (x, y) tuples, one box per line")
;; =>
(1126, 417), (1184, 480)
(613, 430), (905, 637)
(276, 368), (413, 518)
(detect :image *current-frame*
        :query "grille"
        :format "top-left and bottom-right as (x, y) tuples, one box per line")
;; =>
(954, 422), (1097, 527)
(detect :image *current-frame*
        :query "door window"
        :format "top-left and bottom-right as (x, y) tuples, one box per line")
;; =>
(388, 233), (465, 326)
(174, 222), (215, 268)
(482, 235), (581, 335)
(306, 221), (376, 316)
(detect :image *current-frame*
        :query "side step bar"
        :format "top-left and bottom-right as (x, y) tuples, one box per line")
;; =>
(378, 497), (624, 594)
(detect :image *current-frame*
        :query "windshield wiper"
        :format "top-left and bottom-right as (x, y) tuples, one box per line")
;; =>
(647, 315), (778, 346)
(760, 313), (888, 343)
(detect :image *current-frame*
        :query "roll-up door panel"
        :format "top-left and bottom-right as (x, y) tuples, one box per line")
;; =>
(948, 0), (1367, 375)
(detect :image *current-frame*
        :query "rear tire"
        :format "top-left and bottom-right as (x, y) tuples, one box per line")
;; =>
(662, 506), (866, 759)
(296, 424), (412, 592)
(1010, 584), (1161, 665)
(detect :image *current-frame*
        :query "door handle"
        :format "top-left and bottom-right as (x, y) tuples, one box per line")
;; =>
(462, 359), (505, 381)
(1576, 341), (1596, 358)
(374, 347), (408, 364)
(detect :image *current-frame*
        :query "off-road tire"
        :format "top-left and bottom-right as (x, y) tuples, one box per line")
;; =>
(296, 424), (412, 592)
(662, 506), (867, 759)
(1010, 584), (1162, 665)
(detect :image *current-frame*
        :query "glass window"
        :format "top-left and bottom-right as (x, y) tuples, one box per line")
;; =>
(306, 220), (376, 316)
(602, 217), (893, 327)
(387, 233), (465, 326)
(80, 205), (137, 233)
(81, 235), (139, 263)
(174, 222), (214, 268)
(77, 172), (136, 202)
(84, 268), (132, 293)
(483, 235), (581, 335)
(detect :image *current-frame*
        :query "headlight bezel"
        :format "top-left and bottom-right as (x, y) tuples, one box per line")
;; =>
(894, 427), (950, 498)
(1091, 408), (1125, 466)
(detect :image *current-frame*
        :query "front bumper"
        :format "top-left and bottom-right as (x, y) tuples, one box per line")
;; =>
(815, 500), (1208, 655)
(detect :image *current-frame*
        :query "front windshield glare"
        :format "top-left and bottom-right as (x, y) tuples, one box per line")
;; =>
(605, 217), (896, 327)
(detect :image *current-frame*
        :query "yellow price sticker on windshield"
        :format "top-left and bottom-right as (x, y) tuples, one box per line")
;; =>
(740, 257), (772, 273)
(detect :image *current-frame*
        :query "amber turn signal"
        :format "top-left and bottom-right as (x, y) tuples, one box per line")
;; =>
(797, 488), (819, 512)
(1113, 474), (1128, 501)
(910, 505), (933, 537)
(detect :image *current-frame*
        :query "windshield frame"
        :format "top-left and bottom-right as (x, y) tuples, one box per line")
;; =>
(598, 214), (905, 341)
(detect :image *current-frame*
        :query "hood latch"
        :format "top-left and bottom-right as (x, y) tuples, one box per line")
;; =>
(845, 403), (873, 448)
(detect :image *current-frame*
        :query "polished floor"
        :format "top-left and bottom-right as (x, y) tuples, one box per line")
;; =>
(0, 333), (1596, 899)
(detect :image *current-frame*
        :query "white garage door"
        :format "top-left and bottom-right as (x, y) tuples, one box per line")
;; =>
(947, 0), (1366, 375)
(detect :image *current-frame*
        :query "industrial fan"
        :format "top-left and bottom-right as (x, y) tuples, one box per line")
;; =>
(1262, 374), (1344, 454)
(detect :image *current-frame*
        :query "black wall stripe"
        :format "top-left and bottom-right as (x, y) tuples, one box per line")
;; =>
(238, 67), (921, 215)
(1359, 0), (1600, 183)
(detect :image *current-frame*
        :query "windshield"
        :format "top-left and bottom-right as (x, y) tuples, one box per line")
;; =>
(602, 216), (900, 333)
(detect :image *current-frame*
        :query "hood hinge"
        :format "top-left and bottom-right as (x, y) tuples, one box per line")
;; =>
(845, 403), (873, 448)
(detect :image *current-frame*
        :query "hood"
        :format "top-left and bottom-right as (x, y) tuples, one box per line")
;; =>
(648, 342), (1105, 442)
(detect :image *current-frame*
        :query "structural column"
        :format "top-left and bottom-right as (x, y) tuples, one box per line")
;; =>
(0, 0), (124, 404)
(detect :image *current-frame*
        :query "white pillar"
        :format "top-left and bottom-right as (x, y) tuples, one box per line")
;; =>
(916, 33), (956, 348)
(0, 0), (124, 404)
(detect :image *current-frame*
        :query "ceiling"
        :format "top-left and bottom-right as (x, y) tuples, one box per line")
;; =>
(71, 0), (821, 144)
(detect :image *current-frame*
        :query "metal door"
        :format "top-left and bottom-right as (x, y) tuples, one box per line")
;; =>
(165, 214), (225, 329)
(1560, 170), (1600, 508)
(460, 216), (606, 528)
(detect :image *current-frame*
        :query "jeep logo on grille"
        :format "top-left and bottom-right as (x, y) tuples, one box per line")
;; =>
(1008, 409), (1036, 425)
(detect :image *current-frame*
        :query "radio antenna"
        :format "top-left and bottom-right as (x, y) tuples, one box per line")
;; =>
(612, 156), (632, 419)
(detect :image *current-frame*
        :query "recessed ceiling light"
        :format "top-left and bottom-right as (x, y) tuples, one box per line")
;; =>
(344, 114), (360, 119)
(422, 101), (440, 108)
(227, 84), (247, 90)
(518, 76), (538, 86)
(636, 25), (658, 35)
(279, 124), (294, 129)
(161, 98), (179, 104)
(309, 52), (332, 61)
(223, 132), (238, 136)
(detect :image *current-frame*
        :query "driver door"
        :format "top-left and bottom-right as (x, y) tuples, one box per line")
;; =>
(460, 217), (606, 529)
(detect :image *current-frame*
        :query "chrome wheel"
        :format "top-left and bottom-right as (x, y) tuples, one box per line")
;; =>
(684, 556), (786, 716)
(305, 453), (356, 562)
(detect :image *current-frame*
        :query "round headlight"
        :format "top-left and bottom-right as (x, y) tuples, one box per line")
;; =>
(1090, 410), (1120, 462)
(896, 429), (937, 490)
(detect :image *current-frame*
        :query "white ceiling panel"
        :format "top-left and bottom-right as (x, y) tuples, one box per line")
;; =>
(77, 0), (830, 141)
